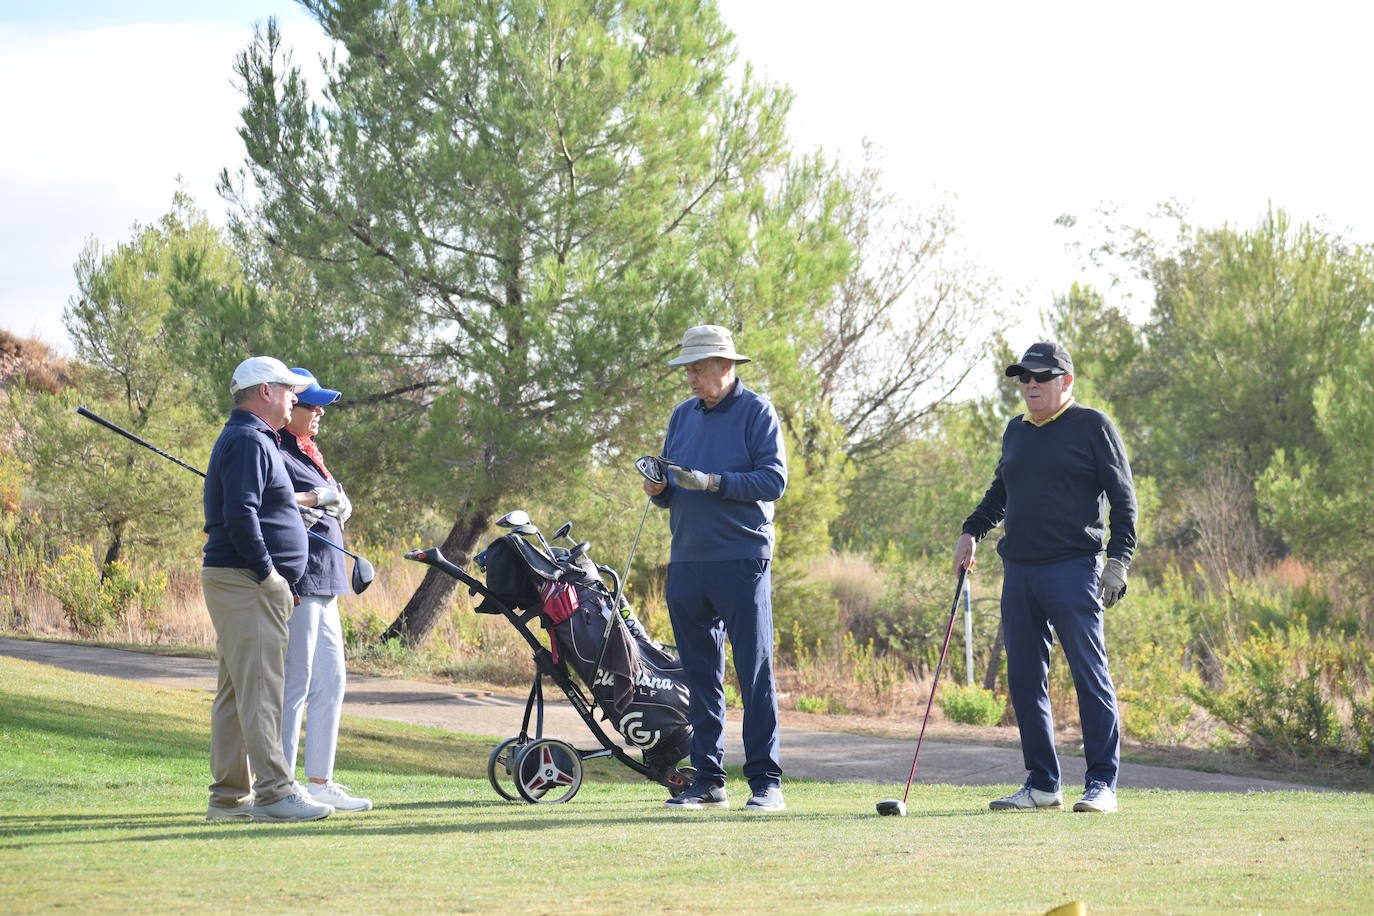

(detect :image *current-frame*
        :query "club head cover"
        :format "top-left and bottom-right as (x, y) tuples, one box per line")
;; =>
(635, 455), (666, 484)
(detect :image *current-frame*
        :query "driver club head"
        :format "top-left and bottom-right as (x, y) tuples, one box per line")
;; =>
(495, 509), (531, 529)
(634, 455), (665, 484)
(875, 799), (906, 817)
(350, 555), (375, 595)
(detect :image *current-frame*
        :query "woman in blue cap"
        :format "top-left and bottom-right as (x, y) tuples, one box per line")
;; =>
(279, 369), (371, 813)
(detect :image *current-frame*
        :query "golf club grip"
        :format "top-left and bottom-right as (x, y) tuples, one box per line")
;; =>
(76, 406), (207, 478)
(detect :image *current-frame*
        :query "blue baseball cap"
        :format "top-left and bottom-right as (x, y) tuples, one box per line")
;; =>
(290, 368), (342, 406)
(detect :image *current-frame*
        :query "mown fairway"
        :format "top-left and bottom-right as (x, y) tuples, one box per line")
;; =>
(2, 657), (1371, 915)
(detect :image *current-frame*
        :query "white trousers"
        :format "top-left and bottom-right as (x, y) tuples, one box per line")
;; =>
(281, 594), (346, 781)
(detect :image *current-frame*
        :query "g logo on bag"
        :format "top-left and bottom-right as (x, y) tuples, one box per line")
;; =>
(618, 710), (661, 749)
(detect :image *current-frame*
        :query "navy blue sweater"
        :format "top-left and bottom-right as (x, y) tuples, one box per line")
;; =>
(279, 433), (349, 596)
(650, 380), (787, 562)
(202, 410), (308, 586)
(962, 404), (1137, 566)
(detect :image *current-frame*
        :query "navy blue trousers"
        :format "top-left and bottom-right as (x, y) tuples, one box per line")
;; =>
(1001, 555), (1120, 791)
(665, 558), (782, 790)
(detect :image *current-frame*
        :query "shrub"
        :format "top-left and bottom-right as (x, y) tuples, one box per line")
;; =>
(794, 695), (843, 715)
(38, 550), (170, 637)
(938, 683), (1005, 726)
(41, 548), (113, 635)
(1186, 619), (1372, 761)
(1116, 643), (1202, 745)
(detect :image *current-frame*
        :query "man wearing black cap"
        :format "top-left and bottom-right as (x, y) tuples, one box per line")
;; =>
(954, 341), (1136, 814)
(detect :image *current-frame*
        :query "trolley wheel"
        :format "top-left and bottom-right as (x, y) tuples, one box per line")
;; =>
(487, 736), (529, 801)
(512, 738), (584, 804)
(665, 765), (696, 797)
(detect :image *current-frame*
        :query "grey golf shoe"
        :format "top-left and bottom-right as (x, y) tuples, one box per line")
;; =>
(251, 786), (334, 822)
(205, 799), (254, 822)
(665, 782), (729, 809)
(744, 785), (786, 812)
(1073, 781), (1117, 813)
(988, 781), (1063, 811)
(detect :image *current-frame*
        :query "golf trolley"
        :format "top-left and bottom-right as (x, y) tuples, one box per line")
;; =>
(406, 512), (694, 805)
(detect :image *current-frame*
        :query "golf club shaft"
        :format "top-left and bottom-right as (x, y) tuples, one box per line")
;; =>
(589, 496), (652, 686)
(77, 406), (208, 479)
(76, 405), (366, 563)
(900, 566), (967, 804)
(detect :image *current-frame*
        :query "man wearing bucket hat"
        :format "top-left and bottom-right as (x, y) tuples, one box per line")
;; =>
(202, 357), (334, 822)
(279, 370), (371, 813)
(954, 341), (1137, 814)
(643, 325), (788, 811)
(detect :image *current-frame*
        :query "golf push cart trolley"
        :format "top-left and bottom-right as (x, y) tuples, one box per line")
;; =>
(406, 511), (695, 805)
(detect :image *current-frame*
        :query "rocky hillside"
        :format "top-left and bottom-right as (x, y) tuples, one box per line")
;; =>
(0, 329), (72, 395)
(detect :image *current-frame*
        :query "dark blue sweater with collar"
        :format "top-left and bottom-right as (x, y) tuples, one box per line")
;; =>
(202, 409), (308, 587)
(650, 380), (787, 563)
(962, 403), (1137, 566)
(279, 433), (349, 597)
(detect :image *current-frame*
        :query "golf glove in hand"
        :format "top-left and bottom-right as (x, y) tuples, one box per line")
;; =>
(324, 489), (353, 524)
(664, 461), (717, 492)
(300, 505), (325, 528)
(311, 485), (341, 508)
(1098, 558), (1129, 608)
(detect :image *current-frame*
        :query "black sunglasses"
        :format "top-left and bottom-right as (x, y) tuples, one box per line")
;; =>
(293, 401), (323, 411)
(1015, 369), (1063, 384)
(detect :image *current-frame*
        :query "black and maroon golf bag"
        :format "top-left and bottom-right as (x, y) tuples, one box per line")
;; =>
(474, 533), (692, 775)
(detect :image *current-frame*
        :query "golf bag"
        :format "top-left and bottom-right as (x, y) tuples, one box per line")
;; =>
(475, 533), (692, 774)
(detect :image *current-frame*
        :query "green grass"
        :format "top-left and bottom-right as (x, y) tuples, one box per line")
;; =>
(2, 658), (1373, 915)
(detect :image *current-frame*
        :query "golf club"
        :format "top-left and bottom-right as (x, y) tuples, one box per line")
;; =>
(586, 455), (662, 688)
(876, 565), (968, 817)
(496, 509), (557, 555)
(76, 405), (375, 595)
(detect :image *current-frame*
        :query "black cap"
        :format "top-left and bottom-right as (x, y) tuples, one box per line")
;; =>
(1005, 341), (1073, 377)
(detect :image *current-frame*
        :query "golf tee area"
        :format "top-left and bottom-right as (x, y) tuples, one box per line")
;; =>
(2, 649), (1371, 915)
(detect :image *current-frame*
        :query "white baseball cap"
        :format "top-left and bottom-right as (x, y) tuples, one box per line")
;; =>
(229, 357), (314, 395)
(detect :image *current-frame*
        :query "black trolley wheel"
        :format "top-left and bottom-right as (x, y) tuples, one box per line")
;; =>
(512, 738), (584, 804)
(487, 736), (530, 801)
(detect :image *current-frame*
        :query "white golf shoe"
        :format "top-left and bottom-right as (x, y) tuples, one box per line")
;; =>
(1073, 781), (1117, 813)
(988, 781), (1063, 811)
(307, 780), (373, 812)
(251, 785), (334, 822)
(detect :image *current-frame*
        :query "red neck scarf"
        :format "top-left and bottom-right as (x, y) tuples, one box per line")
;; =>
(292, 432), (333, 480)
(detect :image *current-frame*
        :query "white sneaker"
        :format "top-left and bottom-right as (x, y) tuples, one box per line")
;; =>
(252, 786), (334, 822)
(1073, 781), (1117, 813)
(307, 780), (373, 813)
(206, 799), (254, 822)
(989, 781), (1063, 811)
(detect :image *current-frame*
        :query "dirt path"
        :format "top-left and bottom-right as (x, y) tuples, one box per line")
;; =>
(0, 636), (1327, 792)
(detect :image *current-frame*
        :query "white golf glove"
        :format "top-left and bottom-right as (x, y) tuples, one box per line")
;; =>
(311, 485), (341, 508)
(1097, 558), (1129, 608)
(664, 461), (716, 492)
(300, 505), (325, 528)
(323, 488), (353, 524)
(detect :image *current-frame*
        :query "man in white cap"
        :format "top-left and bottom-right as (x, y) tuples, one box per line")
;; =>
(643, 325), (788, 811)
(201, 356), (334, 822)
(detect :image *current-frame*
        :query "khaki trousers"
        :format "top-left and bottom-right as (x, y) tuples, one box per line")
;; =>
(201, 566), (294, 806)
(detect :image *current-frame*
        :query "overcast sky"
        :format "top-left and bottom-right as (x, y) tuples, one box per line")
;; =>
(4, 1), (1373, 352)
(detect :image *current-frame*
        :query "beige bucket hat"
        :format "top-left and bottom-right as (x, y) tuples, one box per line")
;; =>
(666, 324), (752, 367)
